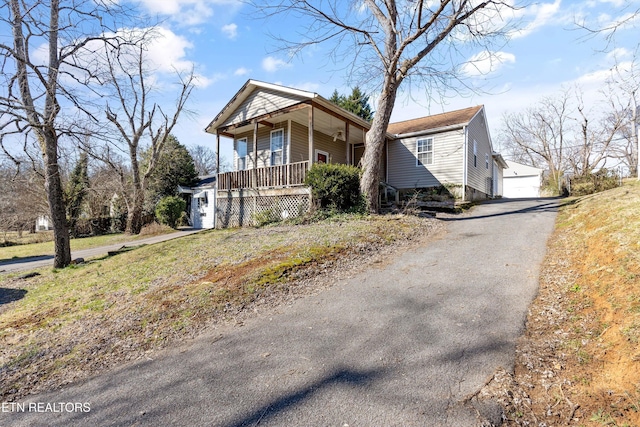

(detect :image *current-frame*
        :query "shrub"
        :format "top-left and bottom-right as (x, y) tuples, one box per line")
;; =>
(304, 163), (364, 212)
(568, 169), (620, 196)
(155, 196), (186, 228)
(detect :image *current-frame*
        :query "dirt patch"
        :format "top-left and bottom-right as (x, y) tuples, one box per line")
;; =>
(486, 182), (640, 426)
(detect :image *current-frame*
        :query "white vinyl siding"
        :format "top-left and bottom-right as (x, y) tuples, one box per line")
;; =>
(473, 140), (477, 168)
(387, 129), (464, 189)
(466, 109), (494, 197)
(416, 137), (433, 166)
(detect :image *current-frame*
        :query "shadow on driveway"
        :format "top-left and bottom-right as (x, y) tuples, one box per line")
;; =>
(222, 367), (385, 427)
(0, 287), (27, 305)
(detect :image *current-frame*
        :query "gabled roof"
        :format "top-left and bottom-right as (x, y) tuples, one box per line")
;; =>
(387, 105), (484, 137)
(205, 79), (372, 135)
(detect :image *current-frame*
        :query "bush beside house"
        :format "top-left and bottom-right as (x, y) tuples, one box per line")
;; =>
(305, 163), (364, 213)
(155, 196), (187, 228)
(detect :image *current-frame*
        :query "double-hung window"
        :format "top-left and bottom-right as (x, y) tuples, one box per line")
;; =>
(237, 138), (247, 170)
(270, 129), (284, 166)
(416, 137), (433, 166)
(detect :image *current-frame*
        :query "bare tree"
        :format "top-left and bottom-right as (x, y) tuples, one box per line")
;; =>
(0, 0), (132, 267)
(188, 144), (230, 175)
(568, 88), (627, 177)
(86, 34), (196, 234)
(499, 90), (572, 194)
(255, 0), (518, 212)
(576, 1), (640, 179)
(0, 159), (48, 242)
(576, 1), (640, 48)
(84, 164), (122, 219)
(608, 54), (640, 179)
(612, 105), (639, 176)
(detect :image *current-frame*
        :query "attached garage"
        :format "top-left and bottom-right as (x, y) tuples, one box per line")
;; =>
(503, 160), (544, 198)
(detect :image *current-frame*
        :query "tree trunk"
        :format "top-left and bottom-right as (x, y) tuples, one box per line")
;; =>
(126, 186), (144, 234)
(360, 80), (399, 213)
(43, 131), (71, 268)
(125, 143), (145, 234)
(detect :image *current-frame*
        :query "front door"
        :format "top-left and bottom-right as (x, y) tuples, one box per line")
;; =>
(315, 149), (329, 164)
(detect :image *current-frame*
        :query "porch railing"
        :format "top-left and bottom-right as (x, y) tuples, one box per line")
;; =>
(217, 161), (310, 191)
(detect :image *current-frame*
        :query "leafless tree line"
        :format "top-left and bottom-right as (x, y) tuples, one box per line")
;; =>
(498, 80), (638, 193)
(0, 0), (201, 266)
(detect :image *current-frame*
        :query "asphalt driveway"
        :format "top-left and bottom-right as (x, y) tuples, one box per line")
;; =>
(1, 198), (558, 426)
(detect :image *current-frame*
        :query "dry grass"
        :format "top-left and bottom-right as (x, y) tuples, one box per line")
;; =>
(495, 180), (640, 426)
(0, 214), (440, 402)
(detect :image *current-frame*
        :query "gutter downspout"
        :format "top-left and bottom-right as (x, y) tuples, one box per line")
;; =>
(462, 125), (468, 202)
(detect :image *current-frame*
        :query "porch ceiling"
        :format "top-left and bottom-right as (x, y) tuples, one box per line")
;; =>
(222, 104), (367, 146)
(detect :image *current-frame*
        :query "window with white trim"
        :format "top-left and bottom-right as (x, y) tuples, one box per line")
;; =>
(485, 153), (489, 169)
(237, 138), (247, 170)
(270, 129), (284, 166)
(416, 137), (433, 166)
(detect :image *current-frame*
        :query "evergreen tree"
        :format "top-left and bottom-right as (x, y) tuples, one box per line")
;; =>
(65, 152), (90, 237)
(145, 135), (199, 206)
(328, 87), (374, 122)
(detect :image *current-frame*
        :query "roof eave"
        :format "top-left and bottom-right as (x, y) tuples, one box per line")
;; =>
(205, 79), (317, 134)
(390, 122), (466, 140)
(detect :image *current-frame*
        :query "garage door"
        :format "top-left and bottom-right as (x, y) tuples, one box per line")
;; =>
(503, 176), (540, 198)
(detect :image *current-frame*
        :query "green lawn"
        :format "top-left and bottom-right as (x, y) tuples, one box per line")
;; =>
(0, 214), (438, 401)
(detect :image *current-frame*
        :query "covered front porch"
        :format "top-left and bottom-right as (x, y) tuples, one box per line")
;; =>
(208, 80), (370, 192)
(205, 80), (372, 227)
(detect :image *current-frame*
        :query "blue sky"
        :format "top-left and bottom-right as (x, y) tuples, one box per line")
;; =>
(122, 0), (640, 162)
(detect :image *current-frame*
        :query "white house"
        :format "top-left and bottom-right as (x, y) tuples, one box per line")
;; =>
(179, 175), (216, 229)
(35, 215), (53, 231)
(204, 80), (507, 227)
(386, 105), (506, 201)
(502, 160), (544, 198)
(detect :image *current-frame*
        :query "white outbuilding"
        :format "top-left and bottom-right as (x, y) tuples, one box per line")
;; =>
(502, 160), (544, 198)
(178, 175), (216, 229)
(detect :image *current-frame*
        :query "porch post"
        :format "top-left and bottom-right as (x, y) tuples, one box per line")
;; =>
(344, 122), (350, 165)
(253, 120), (258, 187)
(308, 105), (314, 165)
(216, 132), (221, 174)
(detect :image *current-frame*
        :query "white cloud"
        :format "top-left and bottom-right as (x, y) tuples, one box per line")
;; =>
(133, 0), (241, 26)
(234, 67), (250, 76)
(262, 56), (291, 73)
(606, 47), (632, 62)
(221, 23), (238, 39)
(144, 27), (195, 74)
(462, 51), (516, 77)
(509, 0), (563, 39)
(33, 26), (196, 85)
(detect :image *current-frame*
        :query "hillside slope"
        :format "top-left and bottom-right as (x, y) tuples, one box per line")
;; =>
(503, 181), (640, 426)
